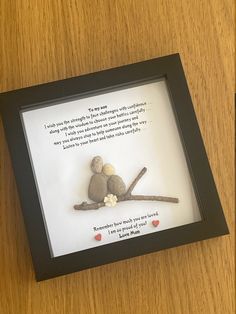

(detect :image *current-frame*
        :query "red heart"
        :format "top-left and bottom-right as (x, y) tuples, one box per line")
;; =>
(95, 233), (102, 241)
(152, 220), (160, 227)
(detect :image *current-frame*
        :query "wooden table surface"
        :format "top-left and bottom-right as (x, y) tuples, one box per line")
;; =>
(0, 1), (234, 313)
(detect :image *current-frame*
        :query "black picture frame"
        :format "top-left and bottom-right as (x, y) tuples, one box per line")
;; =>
(0, 53), (229, 281)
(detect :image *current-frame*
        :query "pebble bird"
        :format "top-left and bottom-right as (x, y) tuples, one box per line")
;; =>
(88, 156), (126, 203)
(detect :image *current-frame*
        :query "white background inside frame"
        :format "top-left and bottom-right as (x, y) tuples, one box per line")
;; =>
(22, 80), (201, 257)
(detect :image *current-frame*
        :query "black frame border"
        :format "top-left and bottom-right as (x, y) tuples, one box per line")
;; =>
(0, 54), (229, 281)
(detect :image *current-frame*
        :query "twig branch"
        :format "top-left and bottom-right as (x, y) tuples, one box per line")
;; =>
(74, 201), (105, 210)
(74, 167), (179, 210)
(125, 167), (147, 196)
(125, 195), (179, 202)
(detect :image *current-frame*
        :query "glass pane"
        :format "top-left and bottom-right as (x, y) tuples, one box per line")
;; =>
(21, 79), (201, 257)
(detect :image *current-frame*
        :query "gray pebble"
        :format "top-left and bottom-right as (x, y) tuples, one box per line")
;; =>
(91, 156), (103, 173)
(107, 175), (126, 196)
(88, 173), (108, 202)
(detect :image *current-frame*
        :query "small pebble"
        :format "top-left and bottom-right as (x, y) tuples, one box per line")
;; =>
(108, 175), (126, 196)
(102, 163), (115, 176)
(88, 173), (108, 202)
(91, 156), (103, 173)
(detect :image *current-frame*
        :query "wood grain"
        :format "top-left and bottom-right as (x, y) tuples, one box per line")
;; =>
(0, 1), (234, 313)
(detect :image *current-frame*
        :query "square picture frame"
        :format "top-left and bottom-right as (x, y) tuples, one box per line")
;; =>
(0, 53), (229, 281)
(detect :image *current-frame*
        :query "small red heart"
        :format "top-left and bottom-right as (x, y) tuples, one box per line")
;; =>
(152, 220), (160, 227)
(95, 233), (102, 241)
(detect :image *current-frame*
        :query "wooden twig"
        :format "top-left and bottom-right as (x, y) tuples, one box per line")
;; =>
(74, 167), (179, 210)
(124, 195), (179, 202)
(125, 167), (147, 196)
(74, 201), (105, 210)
